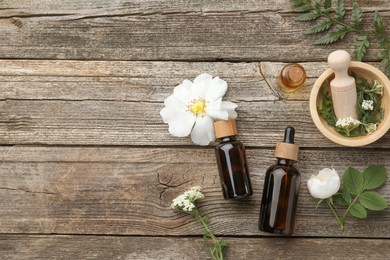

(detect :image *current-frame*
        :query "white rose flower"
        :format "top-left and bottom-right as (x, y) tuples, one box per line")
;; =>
(307, 168), (341, 199)
(160, 73), (237, 146)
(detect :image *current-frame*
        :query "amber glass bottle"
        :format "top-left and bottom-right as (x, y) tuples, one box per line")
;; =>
(278, 63), (307, 89)
(259, 126), (301, 235)
(214, 119), (253, 199)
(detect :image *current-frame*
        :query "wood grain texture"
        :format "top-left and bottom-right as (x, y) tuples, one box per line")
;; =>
(0, 1), (389, 61)
(1, 1), (390, 257)
(1, 235), (390, 260)
(1, 0), (387, 16)
(1, 60), (390, 148)
(1, 146), (389, 237)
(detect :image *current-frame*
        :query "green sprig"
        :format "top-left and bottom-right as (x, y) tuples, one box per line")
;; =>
(325, 165), (388, 231)
(192, 209), (227, 260)
(292, 0), (390, 78)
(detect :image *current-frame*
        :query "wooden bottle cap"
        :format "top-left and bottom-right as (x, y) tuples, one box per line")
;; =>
(274, 126), (299, 161)
(275, 142), (299, 161)
(214, 119), (238, 139)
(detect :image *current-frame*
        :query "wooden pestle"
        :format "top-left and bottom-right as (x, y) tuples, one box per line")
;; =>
(328, 50), (358, 119)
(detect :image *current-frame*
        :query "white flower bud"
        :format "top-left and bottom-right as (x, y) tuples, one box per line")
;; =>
(307, 168), (340, 199)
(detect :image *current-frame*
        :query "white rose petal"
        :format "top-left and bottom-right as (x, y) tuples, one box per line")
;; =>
(307, 168), (341, 199)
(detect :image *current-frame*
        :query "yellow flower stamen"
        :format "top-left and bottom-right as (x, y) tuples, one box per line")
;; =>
(187, 98), (207, 117)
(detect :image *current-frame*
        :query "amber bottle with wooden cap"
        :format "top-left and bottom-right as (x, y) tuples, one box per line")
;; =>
(259, 126), (301, 235)
(214, 119), (253, 199)
(278, 63), (307, 89)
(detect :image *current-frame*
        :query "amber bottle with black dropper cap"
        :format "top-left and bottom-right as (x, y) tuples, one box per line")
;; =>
(259, 126), (301, 235)
(214, 119), (253, 199)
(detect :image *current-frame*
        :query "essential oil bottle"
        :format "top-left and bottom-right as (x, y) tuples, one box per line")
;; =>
(278, 63), (307, 89)
(259, 126), (301, 235)
(214, 119), (253, 199)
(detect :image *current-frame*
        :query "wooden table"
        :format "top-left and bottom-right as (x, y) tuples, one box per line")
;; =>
(1, 1), (390, 259)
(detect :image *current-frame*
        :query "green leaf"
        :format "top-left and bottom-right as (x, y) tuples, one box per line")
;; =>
(379, 40), (390, 48)
(334, 194), (349, 207)
(305, 18), (333, 34)
(355, 36), (369, 61)
(296, 11), (321, 21)
(314, 0), (321, 9)
(362, 164), (387, 189)
(341, 189), (351, 203)
(293, 3), (313, 12)
(351, 2), (362, 30)
(350, 203), (367, 218)
(380, 55), (390, 79)
(336, 0), (345, 20)
(374, 11), (384, 35)
(343, 167), (364, 196)
(324, 0), (332, 10)
(314, 26), (348, 45)
(359, 191), (388, 211)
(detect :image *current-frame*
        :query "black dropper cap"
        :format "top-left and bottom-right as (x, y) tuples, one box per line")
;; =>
(283, 126), (295, 144)
(275, 126), (299, 161)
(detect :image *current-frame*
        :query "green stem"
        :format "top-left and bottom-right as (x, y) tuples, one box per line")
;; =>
(312, 5), (359, 33)
(192, 209), (225, 260)
(341, 194), (361, 227)
(325, 198), (344, 231)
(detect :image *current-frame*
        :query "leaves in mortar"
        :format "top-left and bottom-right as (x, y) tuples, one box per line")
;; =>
(343, 167), (364, 196)
(355, 36), (369, 61)
(362, 165), (387, 190)
(359, 191), (388, 211)
(349, 203), (367, 218)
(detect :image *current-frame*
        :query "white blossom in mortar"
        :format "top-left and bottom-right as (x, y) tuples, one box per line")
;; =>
(361, 100), (374, 111)
(160, 73), (237, 146)
(307, 168), (341, 199)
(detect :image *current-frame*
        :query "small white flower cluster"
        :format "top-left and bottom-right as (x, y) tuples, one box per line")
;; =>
(335, 117), (361, 128)
(361, 100), (374, 110)
(171, 186), (204, 212)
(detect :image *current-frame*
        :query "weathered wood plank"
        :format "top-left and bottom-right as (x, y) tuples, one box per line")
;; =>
(1, 146), (389, 237)
(0, 0), (388, 16)
(1, 235), (390, 260)
(0, 59), (382, 102)
(2, 98), (390, 147)
(0, 5), (389, 61)
(1, 60), (389, 147)
(0, 60), (275, 102)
